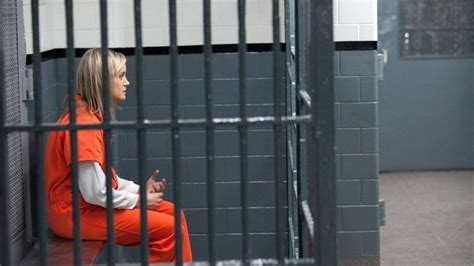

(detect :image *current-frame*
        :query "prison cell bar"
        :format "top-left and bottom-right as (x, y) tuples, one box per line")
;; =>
(272, 0), (285, 262)
(203, 0), (216, 264)
(169, 1), (183, 264)
(64, 0), (83, 264)
(310, 0), (336, 265)
(98, 1), (117, 264)
(31, 1), (49, 265)
(285, 0), (300, 259)
(4, 116), (312, 133)
(237, 0), (250, 264)
(0, 4), (11, 265)
(132, 0), (151, 264)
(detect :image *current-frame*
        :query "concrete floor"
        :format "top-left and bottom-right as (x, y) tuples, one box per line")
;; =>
(380, 170), (474, 266)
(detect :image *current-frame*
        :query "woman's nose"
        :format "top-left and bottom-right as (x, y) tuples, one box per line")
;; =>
(124, 77), (130, 86)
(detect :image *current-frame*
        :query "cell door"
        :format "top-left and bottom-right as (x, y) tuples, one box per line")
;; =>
(378, 0), (474, 171)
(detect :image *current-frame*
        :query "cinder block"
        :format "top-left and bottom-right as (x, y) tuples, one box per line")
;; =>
(181, 106), (205, 120)
(335, 77), (360, 102)
(122, 80), (169, 106)
(339, 51), (377, 76)
(361, 180), (379, 205)
(214, 130), (239, 156)
(259, 52), (274, 78)
(147, 131), (171, 158)
(249, 233), (287, 259)
(225, 207), (277, 233)
(336, 154), (342, 180)
(336, 129), (360, 154)
(335, 103), (341, 128)
(145, 106), (171, 120)
(248, 104), (276, 118)
(41, 59), (56, 87)
(248, 130), (275, 155)
(179, 80), (205, 105)
(361, 128), (378, 153)
(118, 132), (128, 158)
(143, 55), (170, 80)
(334, 52), (340, 76)
(337, 232), (362, 258)
(183, 157), (206, 182)
(246, 53), (262, 79)
(215, 183), (241, 208)
(180, 131), (206, 157)
(360, 77), (378, 101)
(55, 83), (67, 110)
(179, 54), (204, 79)
(336, 207), (343, 231)
(342, 206), (379, 231)
(213, 79), (239, 105)
(213, 105), (239, 118)
(189, 235), (208, 260)
(220, 54), (239, 78)
(336, 180), (360, 205)
(362, 231), (380, 256)
(249, 182), (279, 207)
(117, 106), (137, 121)
(248, 156), (275, 181)
(341, 154), (378, 179)
(247, 79), (274, 104)
(340, 103), (377, 128)
(185, 208), (227, 234)
(118, 158), (137, 181)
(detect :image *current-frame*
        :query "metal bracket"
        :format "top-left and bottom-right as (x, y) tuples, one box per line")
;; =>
(379, 199), (385, 226)
(23, 68), (34, 102)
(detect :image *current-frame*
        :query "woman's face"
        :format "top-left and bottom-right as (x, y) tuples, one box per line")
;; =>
(111, 66), (130, 102)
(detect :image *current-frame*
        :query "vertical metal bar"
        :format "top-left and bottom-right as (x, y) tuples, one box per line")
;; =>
(134, 0), (149, 264)
(169, 0), (182, 264)
(99, 0), (115, 264)
(203, 0), (216, 264)
(64, 0), (81, 265)
(272, 0), (285, 262)
(237, 0), (249, 264)
(31, 1), (48, 265)
(0, 5), (11, 265)
(310, 0), (336, 265)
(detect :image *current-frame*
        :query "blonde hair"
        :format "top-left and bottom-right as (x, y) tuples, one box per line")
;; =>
(75, 48), (126, 120)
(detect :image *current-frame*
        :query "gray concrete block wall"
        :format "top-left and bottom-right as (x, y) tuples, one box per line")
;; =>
(334, 50), (380, 261)
(110, 52), (285, 260)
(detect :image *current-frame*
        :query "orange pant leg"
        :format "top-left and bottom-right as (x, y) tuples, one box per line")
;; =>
(78, 201), (192, 263)
(150, 200), (193, 262)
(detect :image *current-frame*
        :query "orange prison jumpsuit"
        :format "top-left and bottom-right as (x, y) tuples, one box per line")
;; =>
(44, 97), (192, 262)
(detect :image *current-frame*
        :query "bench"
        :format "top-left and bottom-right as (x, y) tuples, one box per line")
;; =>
(20, 235), (105, 265)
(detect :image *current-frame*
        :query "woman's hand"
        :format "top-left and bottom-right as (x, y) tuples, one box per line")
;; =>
(146, 170), (167, 193)
(136, 170), (167, 210)
(145, 191), (163, 210)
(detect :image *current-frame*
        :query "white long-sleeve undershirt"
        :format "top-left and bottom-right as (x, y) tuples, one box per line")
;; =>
(78, 161), (139, 209)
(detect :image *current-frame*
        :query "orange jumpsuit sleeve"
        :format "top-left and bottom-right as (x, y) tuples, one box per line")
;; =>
(63, 128), (104, 167)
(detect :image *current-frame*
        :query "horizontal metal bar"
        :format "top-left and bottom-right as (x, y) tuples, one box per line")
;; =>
(4, 115), (312, 132)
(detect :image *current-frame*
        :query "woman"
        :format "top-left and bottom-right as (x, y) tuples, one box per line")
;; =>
(44, 48), (192, 262)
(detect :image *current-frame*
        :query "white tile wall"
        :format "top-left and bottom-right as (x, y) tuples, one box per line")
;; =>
(334, 0), (378, 41)
(24, 0), (377, 53)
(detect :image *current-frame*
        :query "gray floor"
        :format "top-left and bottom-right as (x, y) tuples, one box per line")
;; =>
(380, 170), (474, 266)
